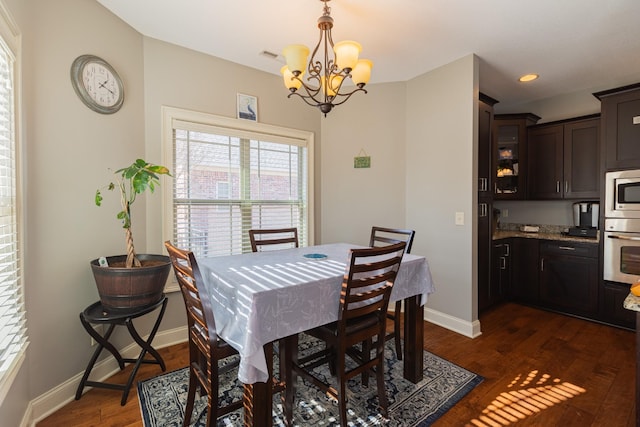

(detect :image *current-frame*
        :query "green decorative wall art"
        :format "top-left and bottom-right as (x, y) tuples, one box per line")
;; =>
(354, 149), (371, 168)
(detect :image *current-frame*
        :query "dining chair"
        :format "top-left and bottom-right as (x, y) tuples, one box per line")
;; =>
(283, 241), (407, 427)
(369, 226), (415, 361)
(249, 227), (299, 252)
(164, 241), (243, 426)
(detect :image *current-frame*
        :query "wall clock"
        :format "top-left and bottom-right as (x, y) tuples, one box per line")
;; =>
(70, 54), (124, 114)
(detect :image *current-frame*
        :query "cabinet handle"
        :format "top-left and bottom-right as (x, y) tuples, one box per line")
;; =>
(479, 178), (487, 192)
(565, 181), (569, 194)
(540, 258), (544, 272)
(608, 234), (640, 241)
(494, 182), (497, 194)
(504, 243), (510, 257)
(479, 203), (487, 217)
(556, 181), (560, 193)
(500, 257), (506, 270)
(558, 246), (576, 251)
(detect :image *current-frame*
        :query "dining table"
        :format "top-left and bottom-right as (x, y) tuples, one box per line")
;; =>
(197, 242), (435, 426)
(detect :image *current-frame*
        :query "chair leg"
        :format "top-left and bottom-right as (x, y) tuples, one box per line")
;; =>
(205, 399), (215, 427)
(207, 364), (219, 427)
(361, 339), (371, 387)
(183, 370), (197, 427)
(375, 356), (389, 418)
(337, 354), (348, 427)
(394, 300), (402, 360)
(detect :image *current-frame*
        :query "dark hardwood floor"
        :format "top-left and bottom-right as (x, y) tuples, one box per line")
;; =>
(37, 302), (636, 426)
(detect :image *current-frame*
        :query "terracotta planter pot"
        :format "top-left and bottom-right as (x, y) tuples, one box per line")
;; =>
(90, 254), (171, 310)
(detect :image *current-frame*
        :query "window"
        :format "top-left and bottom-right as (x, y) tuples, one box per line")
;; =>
(0, 6), (25, 403)
(162, 107), (314, 258)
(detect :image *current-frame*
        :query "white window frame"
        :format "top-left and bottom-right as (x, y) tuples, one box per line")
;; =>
(161, 106), (314, 290)
(0, 1), (25, 404)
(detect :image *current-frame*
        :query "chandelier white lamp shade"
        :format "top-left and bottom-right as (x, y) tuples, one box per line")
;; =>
(281, 0), (373, 116)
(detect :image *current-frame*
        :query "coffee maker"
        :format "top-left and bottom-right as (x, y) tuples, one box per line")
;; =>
(568, 201), (599, 238)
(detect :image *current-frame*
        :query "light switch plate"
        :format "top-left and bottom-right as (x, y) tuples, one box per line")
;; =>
(455, 212), (464, 226)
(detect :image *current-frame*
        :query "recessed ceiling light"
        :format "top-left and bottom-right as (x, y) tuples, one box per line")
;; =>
(519, 74), (539, 82)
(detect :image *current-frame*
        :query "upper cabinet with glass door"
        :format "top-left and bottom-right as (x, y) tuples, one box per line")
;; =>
(493, 113), (540, 199)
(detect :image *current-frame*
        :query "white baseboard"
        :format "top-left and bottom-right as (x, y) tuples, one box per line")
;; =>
(424, 307), (482, 338)
(28, 326), (187, 427)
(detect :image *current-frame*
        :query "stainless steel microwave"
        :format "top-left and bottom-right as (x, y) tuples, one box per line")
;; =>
(605, 170), (640, 218)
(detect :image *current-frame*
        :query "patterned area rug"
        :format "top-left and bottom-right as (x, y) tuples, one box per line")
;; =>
(138, 336), (482, 426)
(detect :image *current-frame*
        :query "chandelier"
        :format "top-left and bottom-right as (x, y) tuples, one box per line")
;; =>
(281, 0), (373, 116)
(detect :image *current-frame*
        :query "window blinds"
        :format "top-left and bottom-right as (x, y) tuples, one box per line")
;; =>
(0, 38), (26, 395)
(171, 120), (309, 257)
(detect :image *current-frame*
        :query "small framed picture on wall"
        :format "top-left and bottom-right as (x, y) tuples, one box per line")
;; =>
(237, 93), (258, 122)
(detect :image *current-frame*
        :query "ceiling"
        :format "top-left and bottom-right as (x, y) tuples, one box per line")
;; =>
(96, 0), (640, 110)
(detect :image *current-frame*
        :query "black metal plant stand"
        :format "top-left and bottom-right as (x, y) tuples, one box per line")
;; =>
(75, 296), (167, 405)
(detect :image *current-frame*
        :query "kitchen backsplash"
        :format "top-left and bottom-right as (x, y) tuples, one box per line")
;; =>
(497, 222), (567, 234)
(493, 200), (578, 227)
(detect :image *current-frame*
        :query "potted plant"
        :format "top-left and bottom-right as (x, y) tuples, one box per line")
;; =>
(91, 159), (172, 310)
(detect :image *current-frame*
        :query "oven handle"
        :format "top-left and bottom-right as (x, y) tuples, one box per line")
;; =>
(607, 234), (640, 241)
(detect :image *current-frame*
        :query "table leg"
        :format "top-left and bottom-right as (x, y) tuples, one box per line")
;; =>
(281, 334), (298, 426)
(243, 342), (274, 427)
(403, 295), (424, 383)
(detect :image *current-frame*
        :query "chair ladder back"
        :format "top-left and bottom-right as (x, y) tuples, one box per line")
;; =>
(339, 242), (405, 323)
(165, 242), (220, 343)
(369, 226), (415, 254)
(249, 227), (299, 252)
(164, 241), (242, 424)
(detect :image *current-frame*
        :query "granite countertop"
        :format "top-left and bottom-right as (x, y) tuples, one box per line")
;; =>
(624, 293), (640, 313)
(493, 223), (599, 244)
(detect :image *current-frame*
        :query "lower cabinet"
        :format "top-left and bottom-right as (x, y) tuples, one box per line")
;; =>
(490, 239), (510, 307)
(601, 281), (636, 329)
(493, 237), (634, 329)
(508, 238), (539, 304)
(539, 241), (598, 317)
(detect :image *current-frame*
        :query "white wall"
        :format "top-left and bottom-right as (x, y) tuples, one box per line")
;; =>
(406, 55), (480, 336)
(320, 82), (407, 246)
(0, 0), (322, 424)
(23, 0), (147, 400)
(8, 0), (628, 423)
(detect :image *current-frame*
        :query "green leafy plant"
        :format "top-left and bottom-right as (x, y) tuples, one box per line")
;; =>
(95, 159), (172, 268)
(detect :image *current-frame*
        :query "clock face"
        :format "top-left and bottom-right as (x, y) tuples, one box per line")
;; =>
(82, 62), (121, 107)
(71, 55), (124, 114)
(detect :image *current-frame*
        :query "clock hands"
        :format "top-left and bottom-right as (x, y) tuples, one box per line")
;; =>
(98, 79), (115, 96)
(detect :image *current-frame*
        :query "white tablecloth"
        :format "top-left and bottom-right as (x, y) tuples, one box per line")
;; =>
(197, 242), (435, 383)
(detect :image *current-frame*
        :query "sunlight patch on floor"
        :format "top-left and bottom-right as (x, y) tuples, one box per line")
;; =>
(467, 370), (586, 426)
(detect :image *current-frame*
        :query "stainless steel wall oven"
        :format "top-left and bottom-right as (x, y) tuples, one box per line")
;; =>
(604, 218), (640, 284)
(604, 170), (640, 284)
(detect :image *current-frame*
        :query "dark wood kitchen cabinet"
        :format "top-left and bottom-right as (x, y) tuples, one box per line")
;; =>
(539, 241), (598, 317)
(594, 83), (640, 171)
(492, 113), (540, 199)
(601, 281), (636, 329)
(478, 93), (498, 198)
(485, 239), (509, 311)
(478, 93), (498, 314)
(508, 238), (539, 304)
(527, 116), (600, 200)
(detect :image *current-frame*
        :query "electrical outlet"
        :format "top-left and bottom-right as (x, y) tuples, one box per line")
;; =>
(503, 209), (509, 218)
